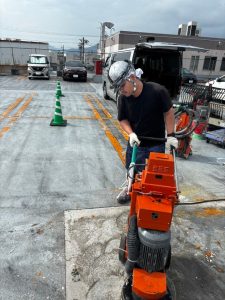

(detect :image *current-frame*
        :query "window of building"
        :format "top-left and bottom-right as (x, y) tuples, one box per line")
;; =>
(203, 56), (217, 71)
(190, 56), (199, 71)
(220, 57), (225, 71)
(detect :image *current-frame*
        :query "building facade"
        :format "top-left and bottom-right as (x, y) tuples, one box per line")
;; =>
(104, 30), (225, 80)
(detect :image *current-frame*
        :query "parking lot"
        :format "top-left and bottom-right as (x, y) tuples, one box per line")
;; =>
(0, 74), (225, 300)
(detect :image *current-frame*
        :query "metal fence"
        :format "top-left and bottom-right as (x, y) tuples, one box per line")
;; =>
(178, 84), (225, 124)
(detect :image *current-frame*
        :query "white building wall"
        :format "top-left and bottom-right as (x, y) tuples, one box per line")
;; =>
(183, 49), (225, 78)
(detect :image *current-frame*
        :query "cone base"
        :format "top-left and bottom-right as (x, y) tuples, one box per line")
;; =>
(50, 119), (67, 127)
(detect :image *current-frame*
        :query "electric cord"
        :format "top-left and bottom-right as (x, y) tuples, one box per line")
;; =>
(177, 198), (225, 205)
(126, 164), (145, 179)
(136, 190), (225, 206)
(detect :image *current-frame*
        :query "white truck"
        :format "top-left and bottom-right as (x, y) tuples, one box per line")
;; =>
(27, 54), (50, 79)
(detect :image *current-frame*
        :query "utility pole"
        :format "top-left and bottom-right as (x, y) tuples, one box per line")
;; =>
(78, 37), (89, 63)
(100, 22), (114, 60)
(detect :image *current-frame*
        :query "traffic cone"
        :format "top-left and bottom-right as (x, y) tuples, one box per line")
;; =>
(56, 80), (65, 97)
(55, 81), (62, 97)
(50, 94), (67, 126)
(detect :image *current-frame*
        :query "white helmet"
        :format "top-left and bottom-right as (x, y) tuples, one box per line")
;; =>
(108, 60), (135, 93)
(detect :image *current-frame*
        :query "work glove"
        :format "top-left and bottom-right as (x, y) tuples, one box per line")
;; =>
(129, 133), (140, 147)
(166, 136), (178, 150)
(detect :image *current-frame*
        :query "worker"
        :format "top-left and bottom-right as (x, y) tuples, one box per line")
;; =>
(108, 60), (178, 204)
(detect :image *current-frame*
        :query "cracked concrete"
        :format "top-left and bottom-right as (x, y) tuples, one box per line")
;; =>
(65, 207), (129, 300)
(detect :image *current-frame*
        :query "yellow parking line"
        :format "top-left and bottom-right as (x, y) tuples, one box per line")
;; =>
(84, 95), (125, 164)
(0, 95), (33, 138)
(112, 119), (128, 141)
(90, 95), (112, 119)
(0, 96), (25, 122)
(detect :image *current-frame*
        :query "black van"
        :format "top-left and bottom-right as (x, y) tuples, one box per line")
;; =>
(102, 42), (205, 104)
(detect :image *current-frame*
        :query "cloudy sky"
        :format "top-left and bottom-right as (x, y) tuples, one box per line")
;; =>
(0, 0), (224, 49)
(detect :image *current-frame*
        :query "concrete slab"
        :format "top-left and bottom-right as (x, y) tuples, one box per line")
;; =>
(65, 137), (225, 300)
(65, 207), (129, 300)
(65, 203), (225, 300)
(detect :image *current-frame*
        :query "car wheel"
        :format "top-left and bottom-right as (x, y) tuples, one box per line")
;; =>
(103, 82), (110, 100)
(63, 77), (66, 81)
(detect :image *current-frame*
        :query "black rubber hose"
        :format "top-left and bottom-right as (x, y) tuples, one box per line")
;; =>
(175, 119), (200, 139)
(125, 214), (140, 275)
(175, 109), (195, 135)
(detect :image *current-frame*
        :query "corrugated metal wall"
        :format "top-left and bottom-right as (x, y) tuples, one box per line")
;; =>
(0, 41), (49, 65)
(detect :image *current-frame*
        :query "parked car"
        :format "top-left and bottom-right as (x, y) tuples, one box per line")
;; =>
(27, 54), (50, 80)
(205, 75), (225, 89)
(181, 68), (197, 85)
(62, 61), (87, 81)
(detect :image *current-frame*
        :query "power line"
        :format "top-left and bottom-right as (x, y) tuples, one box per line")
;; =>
(1, 28), (99, 38)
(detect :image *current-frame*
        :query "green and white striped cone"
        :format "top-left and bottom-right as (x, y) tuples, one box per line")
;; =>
(56, 81), (65, 97)
(55, 85), (62, 97)
(50, 94), (67, 126)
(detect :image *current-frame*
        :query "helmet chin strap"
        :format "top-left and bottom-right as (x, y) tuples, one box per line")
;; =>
(127, 78), (137, 94)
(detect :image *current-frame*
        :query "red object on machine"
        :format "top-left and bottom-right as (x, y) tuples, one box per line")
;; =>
(194, 121), (207, 135)
(95, 60), (102, 75)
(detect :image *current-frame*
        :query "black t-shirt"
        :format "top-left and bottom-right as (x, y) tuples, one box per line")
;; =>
(117, 82), (172, 147)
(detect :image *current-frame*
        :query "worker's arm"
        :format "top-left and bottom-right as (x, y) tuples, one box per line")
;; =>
(164, 107), (175, 135)
(119, 119), (133, 135)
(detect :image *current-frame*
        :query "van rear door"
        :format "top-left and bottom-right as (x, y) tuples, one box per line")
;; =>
(133, 42), (206, 99)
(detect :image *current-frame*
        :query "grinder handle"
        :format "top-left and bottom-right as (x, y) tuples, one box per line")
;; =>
(170, 146), (179, 195)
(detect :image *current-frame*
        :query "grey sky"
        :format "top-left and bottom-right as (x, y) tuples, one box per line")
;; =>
(0, 0), (224, 48)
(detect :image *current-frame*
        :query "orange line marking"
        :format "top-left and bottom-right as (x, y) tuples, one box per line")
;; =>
(84, 95), (125, 164)
(0, 95), (33, 138)
(0, 96), (25, 122)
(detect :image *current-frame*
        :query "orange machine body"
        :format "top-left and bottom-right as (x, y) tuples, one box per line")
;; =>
(129, 152), (177, 231)
(133, 269), (167, 300)
(127, 152), (178, 299)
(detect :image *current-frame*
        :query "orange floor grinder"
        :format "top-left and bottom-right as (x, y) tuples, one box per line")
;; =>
(119, 145), (179, 300)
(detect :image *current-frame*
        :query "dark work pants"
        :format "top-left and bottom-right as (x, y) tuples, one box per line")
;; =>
(125, 143), (165, 173)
